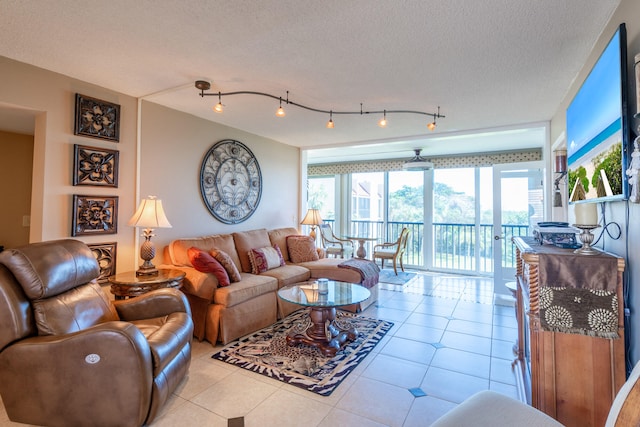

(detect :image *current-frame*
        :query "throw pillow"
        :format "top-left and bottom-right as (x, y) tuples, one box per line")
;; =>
(209, 248), (242, 282)
(187, 247), (230, 287)
(248, 245), (285, 274)
(286, 235), (320, 263)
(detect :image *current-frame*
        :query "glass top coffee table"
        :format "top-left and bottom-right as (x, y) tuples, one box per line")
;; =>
(277, 280), (371, 356)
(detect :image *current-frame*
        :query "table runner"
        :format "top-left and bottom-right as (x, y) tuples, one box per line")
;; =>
(520, 237), (619, 338)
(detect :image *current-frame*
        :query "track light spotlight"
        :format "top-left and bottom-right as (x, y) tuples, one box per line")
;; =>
(213, 92), (223, 113)
(378, 110), (387, 128)
(326, 111), (335, 129)
(276, 97), (286, 117)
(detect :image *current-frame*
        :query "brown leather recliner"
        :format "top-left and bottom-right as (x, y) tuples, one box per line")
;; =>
(0, 239), (193, 427)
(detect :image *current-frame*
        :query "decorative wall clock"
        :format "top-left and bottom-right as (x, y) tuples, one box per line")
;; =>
(200, 139), (262, 224)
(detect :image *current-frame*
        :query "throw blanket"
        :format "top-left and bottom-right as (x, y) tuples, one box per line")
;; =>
(338, 258), (380, 289)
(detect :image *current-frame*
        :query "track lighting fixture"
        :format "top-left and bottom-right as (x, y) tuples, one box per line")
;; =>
(326, 111), (334, 129)
(213, 92), (223, 113)
(378, 110), (387, 128)
(194, 80), (445, 129)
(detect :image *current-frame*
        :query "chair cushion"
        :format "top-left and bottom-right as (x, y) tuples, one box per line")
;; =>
(430, 390), (563, 427)
(129, 311), (192, 376)
(209, 248), (242, 283)
(248, 245), (285, 274)
(187, 247), (230, 287)
(32, 282), (119, 335)
(287, 235), (319, 263)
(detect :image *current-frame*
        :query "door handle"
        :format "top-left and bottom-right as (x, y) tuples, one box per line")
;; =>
(494, 235), (503, 240)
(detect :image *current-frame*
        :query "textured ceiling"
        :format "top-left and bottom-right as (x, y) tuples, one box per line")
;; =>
(0, 0), (620, 162)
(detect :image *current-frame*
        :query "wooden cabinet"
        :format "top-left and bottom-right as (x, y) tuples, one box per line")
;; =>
(512, 237), (625, 427)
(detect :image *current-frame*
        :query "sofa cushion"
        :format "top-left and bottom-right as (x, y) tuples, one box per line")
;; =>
(233, 229), (271, 273)
(32, 282), (119, 335)
(261, 264), (311, 287)
(296, 257), (363, 283)
(248, 245), (285, 274)
(287, 235), (320, 263)
(209, 248), (241, 283)
(187, 247), (230, 287)
(168, 234), (241, 270)
(268, 227), (300, 262)
(213, 273), (278, 308)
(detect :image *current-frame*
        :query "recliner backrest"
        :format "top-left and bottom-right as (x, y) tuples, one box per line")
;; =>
(0, 239), (100, 300)
(0, 239), (117, 337)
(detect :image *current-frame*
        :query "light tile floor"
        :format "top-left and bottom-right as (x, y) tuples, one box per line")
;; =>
(0, 272), (519, 427)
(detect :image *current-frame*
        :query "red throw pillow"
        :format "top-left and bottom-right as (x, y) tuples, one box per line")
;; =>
(187, 247), (230, 287)
(209, 248), (242, 283)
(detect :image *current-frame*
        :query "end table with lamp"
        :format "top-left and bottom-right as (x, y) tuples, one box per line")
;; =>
(109, 268), (185, 300)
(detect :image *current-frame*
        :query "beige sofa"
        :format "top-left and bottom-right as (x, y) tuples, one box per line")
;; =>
(163, 227), (378, 345)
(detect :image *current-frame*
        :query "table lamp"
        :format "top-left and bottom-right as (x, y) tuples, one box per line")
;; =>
(128, 196), (172, 276)
(301, 208), (323, 240)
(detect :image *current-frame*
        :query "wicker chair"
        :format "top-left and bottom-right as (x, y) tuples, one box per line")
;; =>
(373, 227), (410, 275)
(318, 223), (354, 258)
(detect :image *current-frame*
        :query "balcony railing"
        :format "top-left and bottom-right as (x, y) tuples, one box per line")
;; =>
(325, 219), (528, 274)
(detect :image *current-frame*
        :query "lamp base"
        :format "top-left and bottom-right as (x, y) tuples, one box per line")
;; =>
(137, 235), (159, 276)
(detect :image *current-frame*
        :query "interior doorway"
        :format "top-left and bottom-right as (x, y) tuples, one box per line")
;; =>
(0, 105), (36, 249)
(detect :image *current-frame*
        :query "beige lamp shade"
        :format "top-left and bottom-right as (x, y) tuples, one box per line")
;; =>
(301, 209), (323, 226)
(128, 196), (172, 229)
(128, 196), (171, 276)
(301, 209), (323, 240)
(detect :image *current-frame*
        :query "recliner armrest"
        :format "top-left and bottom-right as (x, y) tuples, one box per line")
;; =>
(114, 288), (191, 321)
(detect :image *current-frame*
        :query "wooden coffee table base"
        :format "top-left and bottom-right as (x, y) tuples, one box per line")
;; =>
(286, 307), (358, 357)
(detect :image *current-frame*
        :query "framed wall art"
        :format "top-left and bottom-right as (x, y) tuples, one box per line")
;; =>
(88, 242), (117, 283)
(74, 93), (120, 142)
(73, 144), (119, 187)
(72, 195), (118, 236)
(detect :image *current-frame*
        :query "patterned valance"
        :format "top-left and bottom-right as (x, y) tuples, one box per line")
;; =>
(308, 149), (542, 176)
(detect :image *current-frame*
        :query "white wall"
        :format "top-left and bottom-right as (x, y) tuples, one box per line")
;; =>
(550, 0), (640, 367)
(139, 101), (300, 265)
(0, 56), (139, 271)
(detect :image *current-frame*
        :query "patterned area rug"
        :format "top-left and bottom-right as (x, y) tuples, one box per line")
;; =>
(212, 309), (393, 396)
(378, 268), (417, 286)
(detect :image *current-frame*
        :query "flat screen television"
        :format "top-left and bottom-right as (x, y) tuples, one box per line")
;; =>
(567, 23), (630, 203)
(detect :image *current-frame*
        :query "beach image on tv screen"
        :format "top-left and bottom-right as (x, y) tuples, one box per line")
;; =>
(567, 28), (623, 201)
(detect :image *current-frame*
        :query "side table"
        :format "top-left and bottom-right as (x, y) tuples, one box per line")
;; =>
(108, 268), (186, 300)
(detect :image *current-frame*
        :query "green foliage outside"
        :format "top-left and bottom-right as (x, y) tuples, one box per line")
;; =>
(591, 143), (622, 195)
(390, 183), (527, 225)
(568, 166), (590, 196)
